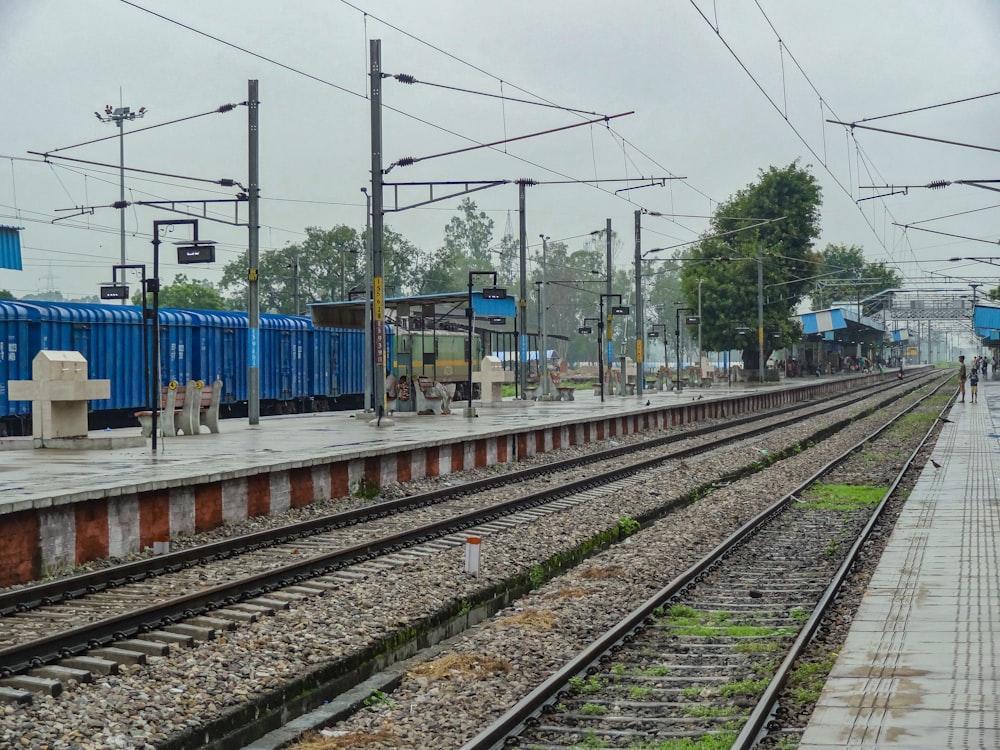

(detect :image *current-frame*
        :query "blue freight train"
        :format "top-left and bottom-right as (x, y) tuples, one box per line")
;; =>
(0, 300), (384, 436)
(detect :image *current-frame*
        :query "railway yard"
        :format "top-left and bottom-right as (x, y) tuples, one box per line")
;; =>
(0, 369), (980, 749)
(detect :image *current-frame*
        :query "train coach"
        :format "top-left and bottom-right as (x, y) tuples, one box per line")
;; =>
(0, 300), (382, 436)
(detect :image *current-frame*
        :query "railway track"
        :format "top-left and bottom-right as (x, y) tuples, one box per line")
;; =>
(458, 376), (950, 750)
(0, 373), (947, 747)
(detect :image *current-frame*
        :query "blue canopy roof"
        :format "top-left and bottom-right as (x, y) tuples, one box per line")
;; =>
(0, 225), (23, 271)
(798, 308), (846, 334)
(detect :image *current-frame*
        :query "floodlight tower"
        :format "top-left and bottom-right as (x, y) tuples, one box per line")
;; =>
(95, 103), (146, 301)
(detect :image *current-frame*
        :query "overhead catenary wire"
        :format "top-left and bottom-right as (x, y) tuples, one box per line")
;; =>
(384, 112), (634, 172)
(335, 0), (719, 212)
(827, 120), (1000, 156)
(692, 0), (920, 271)
(856, 90), (1000, 124)
(389, 73), (608, 117)
(44, 103), (245, 155)
(26, 151), (246, 190)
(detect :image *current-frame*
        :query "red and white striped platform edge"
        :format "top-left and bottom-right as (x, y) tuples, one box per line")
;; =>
(0, 373), (889, 586)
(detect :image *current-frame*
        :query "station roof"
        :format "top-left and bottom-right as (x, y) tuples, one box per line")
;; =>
(796, 306), (886, 342)
(310, 291), (516, 330)
(973, 304), (1000, 343)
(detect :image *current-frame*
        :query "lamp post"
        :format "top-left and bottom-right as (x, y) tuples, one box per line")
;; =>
(467, 271), (503, 416)
(579, 316), (601, 394)
(361, 187), (374, 412)
(285, 252), (300, 315)
(96, 103), (146, 303)
(539, 234), (550, 397)
(101, 263), (150, 417)
(600, 293), (629, 398)
(649, 323), (668, 388)
(150, 219), (214, 451)
(675, 306), (699, 393)
(533, 280), (544, 392)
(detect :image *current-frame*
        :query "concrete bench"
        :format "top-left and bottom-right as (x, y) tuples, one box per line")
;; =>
(523, 386), (539, 400)
(195, 379), (223, 434)
(135, 382), (190, 437)
(414, 377), (452, 415)
(556, 386), (575, 402)
(135, 379), (223, 436)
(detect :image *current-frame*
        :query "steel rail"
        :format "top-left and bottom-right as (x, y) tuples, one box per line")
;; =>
(0, 374), (939, 676)
(458, 375), (950, 750)
(0, 373), (924, 617)
(731, 381), (955, 748)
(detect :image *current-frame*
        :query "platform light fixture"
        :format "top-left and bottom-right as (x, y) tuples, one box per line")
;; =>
(95, 103), (146, 300)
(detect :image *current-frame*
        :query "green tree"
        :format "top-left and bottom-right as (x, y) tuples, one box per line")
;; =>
(811, 243), (901, 313)
(220, 224), (418, 313)
(23, 290), (64, 302)
(135, 274), (229, 310)
(679, 162), (822, 373)
(0, 289), (14, 300)
(416, 198), (496, 293)
(381, 226), (421, 298)
(533, 235), (612, 366)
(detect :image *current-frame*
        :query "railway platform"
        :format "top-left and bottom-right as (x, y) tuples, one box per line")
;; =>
(0, 371), (889, 587)
(800, 374), (1000, 748)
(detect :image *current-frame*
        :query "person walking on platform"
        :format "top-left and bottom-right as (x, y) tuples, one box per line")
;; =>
(958, 355), (967, 403)
(970, 368), (979, 404)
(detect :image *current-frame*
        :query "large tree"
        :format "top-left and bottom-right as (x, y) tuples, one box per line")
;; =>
(679, 162), (822, 373)
(811, 243), (901, 314)
(415, 198), (496, 293)
(135, 274), (229, 310)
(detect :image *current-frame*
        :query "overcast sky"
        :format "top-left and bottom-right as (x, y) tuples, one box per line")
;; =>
(2, 0), (999, 302)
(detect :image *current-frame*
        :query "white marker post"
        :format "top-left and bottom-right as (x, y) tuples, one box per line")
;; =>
(464, 536), (482, 576)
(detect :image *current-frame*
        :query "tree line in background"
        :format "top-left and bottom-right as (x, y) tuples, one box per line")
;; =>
(1, 161), (908, 368)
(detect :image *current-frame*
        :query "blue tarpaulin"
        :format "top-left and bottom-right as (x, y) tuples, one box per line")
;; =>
(0, 226), (23, 271)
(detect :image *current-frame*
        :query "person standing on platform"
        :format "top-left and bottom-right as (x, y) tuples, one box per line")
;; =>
(970, 368), (979, 404)
(958, 355), (967, 403)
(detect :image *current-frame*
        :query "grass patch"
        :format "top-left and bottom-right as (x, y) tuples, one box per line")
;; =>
(630, 733), (738, 749)
(656, 606), (794, 638)
(569, 675), (606, 694)
(797, 483), (885, 511)
(735, 640), (783, 654)
(719, 677), (770, 698)
(683, 704), (745, 718)
(788, 651), (840, 704)
(579, 702), (609, 716)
